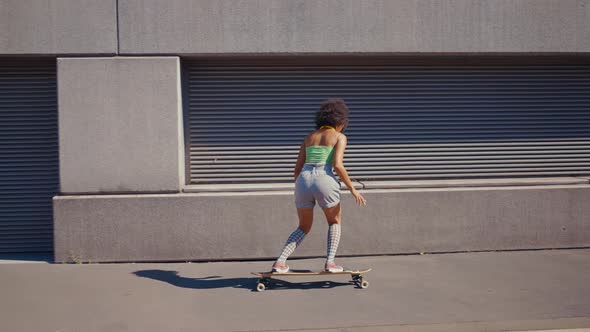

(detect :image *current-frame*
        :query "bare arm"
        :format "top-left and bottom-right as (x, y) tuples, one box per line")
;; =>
(332, 135), (366, 205)
(294, 142), (306, 181)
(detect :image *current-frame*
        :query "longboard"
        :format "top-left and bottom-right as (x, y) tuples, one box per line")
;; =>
(251, 268), (371, 291)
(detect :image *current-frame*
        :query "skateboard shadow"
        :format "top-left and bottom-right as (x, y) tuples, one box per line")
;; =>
(132, 269), (254, 291)
(132, 269), (356, 292)
(264, 278), (354, 291)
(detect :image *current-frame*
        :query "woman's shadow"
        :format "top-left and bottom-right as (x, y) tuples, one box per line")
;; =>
(132, 270), (354, 292)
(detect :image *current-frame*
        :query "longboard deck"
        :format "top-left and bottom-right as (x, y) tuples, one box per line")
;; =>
(253, 268), (372, 291)
(252, 268), (371, 278)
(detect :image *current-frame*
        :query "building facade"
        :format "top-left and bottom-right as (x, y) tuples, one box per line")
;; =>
(0, 0), (589, 262)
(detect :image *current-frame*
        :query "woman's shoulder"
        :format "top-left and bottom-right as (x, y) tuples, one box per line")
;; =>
(303, 131), (315, 143)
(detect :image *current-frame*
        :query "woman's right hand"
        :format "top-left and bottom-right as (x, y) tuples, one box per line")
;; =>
(351, 189), (367, 206)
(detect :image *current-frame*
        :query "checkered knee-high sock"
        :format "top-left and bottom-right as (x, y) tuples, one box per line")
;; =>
(326, 223), (341, 263)
(277, 228), (306, 263)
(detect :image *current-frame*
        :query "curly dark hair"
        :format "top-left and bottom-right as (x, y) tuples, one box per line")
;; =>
(315, 98), (350, 129)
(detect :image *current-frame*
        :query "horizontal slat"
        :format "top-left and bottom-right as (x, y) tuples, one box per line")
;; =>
(190, 171), (590, 183)
(0, 221), (53, 227)
(0, 234), (53, 241)
(190, 140), (590, 148)
(191, 153), (590, 160)
(190, 151), (590, 159)
(192, 165), (590, 176)
(0, 213), (54, 219)
(0, 244), (53, 248)
(190, 118), (590, 127)
(190, 158), (590, 169)
(189, 107), (590, 113)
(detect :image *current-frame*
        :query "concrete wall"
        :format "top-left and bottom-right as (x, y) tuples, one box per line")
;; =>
(58, 57), (185, 194)
(0, 0), (117, 55)
(54, 184), (590, 263)
(1, 0), (588, 56)
(118, 0), (590, 55)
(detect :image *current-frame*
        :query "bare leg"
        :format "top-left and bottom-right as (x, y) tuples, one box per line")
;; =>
(322, 204), (341, 226)
(297, 208), (314, 234)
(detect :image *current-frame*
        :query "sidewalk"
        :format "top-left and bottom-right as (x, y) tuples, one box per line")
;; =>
(1, 249), (589, 332)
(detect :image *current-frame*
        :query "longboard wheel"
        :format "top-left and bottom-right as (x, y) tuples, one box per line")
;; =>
(360, 280), (369, 289)
(256, 282), (266, 292)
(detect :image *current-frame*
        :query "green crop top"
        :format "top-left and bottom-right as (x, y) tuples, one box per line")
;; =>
(305, 145), (335, 164)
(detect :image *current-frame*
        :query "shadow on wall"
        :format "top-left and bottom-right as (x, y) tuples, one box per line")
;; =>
(133, 269), (353, 292)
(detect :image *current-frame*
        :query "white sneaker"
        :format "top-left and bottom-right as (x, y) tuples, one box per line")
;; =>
(324, 261), (344, 273)
(271, 261), (289, 273)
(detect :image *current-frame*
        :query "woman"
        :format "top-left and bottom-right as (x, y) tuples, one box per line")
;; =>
(272, 98), (367, 273)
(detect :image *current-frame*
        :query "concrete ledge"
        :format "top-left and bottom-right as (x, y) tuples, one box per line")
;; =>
(184, 178), (590, 193)
(54, 184), (590, 263)
(361, 177), (590, 189)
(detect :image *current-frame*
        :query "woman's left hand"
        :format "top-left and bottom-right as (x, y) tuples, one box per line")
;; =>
(351, 189), (367, 206)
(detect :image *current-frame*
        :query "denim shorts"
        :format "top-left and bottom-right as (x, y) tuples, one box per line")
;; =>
(295, 163), (341, 209)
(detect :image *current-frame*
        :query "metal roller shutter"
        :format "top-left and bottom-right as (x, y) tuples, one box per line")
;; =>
(183, 60), (590, 185)
(0, 59), (58, 254)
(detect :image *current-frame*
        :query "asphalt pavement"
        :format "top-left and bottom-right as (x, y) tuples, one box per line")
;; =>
(1, 249), (590, 332)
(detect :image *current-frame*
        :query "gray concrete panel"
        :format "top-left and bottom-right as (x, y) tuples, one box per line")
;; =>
(0, 0), (117, 55)
(58, 57), (185, 194)
(54, 185), (590, 263)
(118, 0), (590, 55)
